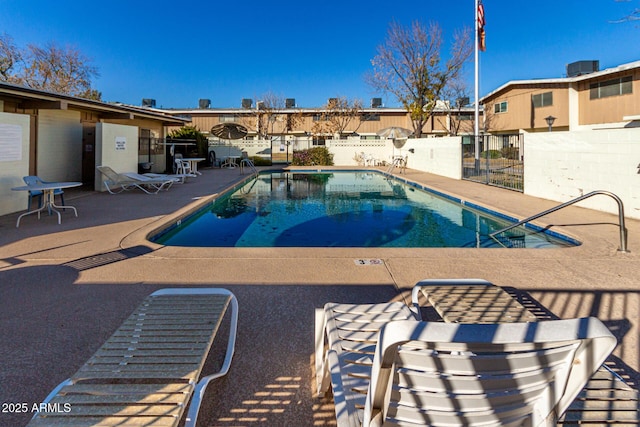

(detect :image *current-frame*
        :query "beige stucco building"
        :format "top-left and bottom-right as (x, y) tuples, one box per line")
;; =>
(481, 60), (640, 134)
(0, 82), (186, 215)
(163, 102), (478, 142)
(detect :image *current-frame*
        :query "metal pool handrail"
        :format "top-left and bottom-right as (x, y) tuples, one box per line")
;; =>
(386, 156), (407, 174)
(239, 158), (258, 177)
(489, 190), (628, 253)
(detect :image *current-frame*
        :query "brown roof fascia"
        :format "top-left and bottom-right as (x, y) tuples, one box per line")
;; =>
(0, 82), (187, 125)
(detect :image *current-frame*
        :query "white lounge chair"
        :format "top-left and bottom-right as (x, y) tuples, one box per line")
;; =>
(315, 302), (415, 403)
(28, 288), (238, 427)
(316, 292), (616, 426)
(123, 172), (182, 188)
(97, 166), (175, 194)
(144, 172), (192, 184)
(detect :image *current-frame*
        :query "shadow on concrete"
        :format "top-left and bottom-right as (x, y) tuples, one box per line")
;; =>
(505, 286), (640, 387)
(0, 264), (161, 427)
(0, 278), (400, 427)
(0, 168), (251, 248)
(196, 284), (401, 427)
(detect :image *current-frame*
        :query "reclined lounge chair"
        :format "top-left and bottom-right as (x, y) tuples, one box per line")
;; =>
(144, 172), (194, 184)
(123, 172), (184, 186)
(315, 280), (617, 427)
(28, 288), (238, 427)
(97, 166), (177, 194)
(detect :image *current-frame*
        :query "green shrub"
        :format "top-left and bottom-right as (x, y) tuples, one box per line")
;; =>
(501, 146), (520, 160)
(251, 156), (272, 166)
(168, 125), (208, 158)
(480, 149), (502, 159)
(292, 147), (334, 166)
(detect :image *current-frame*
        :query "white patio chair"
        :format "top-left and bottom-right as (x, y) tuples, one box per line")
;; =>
(316, 305), (616, 426)
(175, 158), (194, 175)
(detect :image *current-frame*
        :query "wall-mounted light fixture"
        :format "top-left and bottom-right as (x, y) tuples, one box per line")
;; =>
(545, 115), (556, 132)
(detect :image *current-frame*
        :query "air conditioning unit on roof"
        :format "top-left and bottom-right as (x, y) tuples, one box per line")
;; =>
(567, 60), (599, 77)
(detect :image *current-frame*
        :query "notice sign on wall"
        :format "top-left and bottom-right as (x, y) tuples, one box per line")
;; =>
(115, 136), (126, 150)
(0, 124), (22, 162)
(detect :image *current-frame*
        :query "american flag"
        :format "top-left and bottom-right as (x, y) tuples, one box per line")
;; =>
(478, 1), (486, 51)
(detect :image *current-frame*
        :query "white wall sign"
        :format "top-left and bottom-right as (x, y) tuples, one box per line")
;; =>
(0, 124), (22, 161)
(115, 136), (126, 150)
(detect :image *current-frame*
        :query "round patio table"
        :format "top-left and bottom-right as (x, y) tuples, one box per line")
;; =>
(221, 156), (240, 168)
(11, 181), (82, 227)
(182, 158), (206, 175)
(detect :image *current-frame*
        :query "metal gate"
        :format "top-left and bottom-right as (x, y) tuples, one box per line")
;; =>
(271, 136), (292, 164)
(462, 134), (524, 191)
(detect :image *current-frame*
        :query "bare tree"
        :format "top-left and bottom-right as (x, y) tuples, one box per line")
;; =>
(367, 21), (472, 137)
(0, 35), (100, 99)
(238, 92), (305, 140)
(313, 96), (363, 137)
(20, 42), (99, 97)
(0, 33), (22, 82)
(255, 92), (284, 139)
(436, 77), (475, 136)
(610, 0), (640, 22)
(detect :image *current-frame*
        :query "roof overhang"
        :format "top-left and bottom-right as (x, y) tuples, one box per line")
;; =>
(0, 82), (188, 125)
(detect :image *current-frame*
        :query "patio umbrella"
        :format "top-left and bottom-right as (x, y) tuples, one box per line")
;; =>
(210, 122), (248, 140)
(210, 123), (248, 158)
(376, 126), (413, 140)
(377, 126), (413, 156)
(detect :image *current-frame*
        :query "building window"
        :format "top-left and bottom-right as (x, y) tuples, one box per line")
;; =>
(219, 114), (237, 122)
(590, 76), (633, 99)
(360, 113), (380, 121)
(532, 91), (553, 108)
(312, 114), (324, 122)
(494, 101), (508, 113)
(458, 114), (473, 121)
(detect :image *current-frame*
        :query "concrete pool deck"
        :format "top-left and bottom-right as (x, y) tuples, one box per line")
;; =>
(0, 165), (638, 426)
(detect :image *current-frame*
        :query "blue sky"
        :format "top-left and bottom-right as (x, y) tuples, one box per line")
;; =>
(1, 0), (638, 108)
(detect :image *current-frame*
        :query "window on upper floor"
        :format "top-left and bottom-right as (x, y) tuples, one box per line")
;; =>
(532, 91), (553, 108)
(494, 101), (508, 113)
(590, 76), (633, 99)
(360, 113), (380, 121)
(219, 114), (238, 122)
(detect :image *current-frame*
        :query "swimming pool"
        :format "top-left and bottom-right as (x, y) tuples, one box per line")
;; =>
(150, 171), (579, 248)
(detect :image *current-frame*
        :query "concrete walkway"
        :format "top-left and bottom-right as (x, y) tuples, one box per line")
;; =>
(0, 165), (638, 426)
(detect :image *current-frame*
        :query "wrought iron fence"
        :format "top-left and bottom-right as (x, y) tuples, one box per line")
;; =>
(462, 134), (524, 192)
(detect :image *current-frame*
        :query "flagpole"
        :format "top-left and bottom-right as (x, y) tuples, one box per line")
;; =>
(474, 0), (480, 172)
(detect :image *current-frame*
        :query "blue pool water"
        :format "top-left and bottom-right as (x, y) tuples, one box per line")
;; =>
(151, 171), (578, 248)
